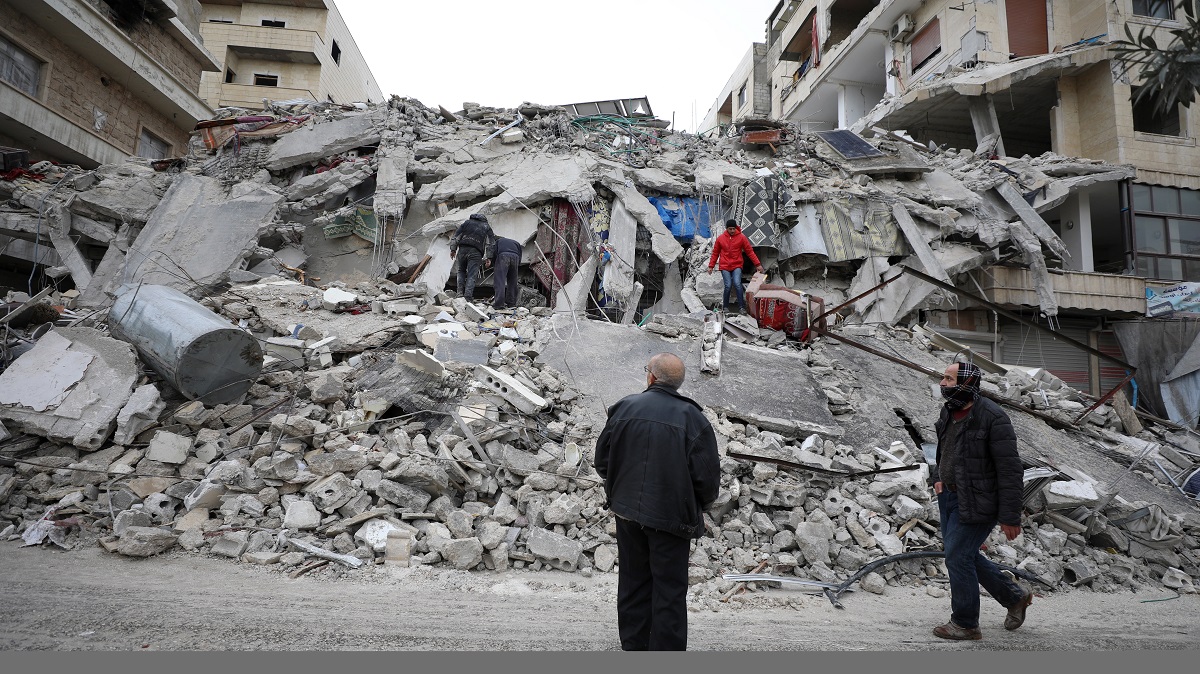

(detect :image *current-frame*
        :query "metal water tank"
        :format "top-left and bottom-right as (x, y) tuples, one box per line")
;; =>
(108, 284), (262, 404)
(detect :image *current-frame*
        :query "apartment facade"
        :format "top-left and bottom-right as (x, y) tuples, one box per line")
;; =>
(702, 0), (1200, 400)
(698, 42), (771, 136)
(197, 0), (382, 110)
(0, 0), (220, 167)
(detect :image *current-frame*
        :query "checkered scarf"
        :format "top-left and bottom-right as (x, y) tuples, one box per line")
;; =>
(941, 362), (981, 410)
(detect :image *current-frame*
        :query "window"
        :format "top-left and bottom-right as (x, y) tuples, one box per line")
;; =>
(910, 18), (942, 72)
(254, 73), (278, 87)
(224, 68), (235, 84)
(0, 33), (41, 97)
(737, 82), (747, 108)
(1132, 85), (1181, 136)
(207, 19), (233, 23)
(1132, 0), (1174, 19)
(261, 19), (286, 28)
(331, 40), (341, 65)
(1131, 184), (1200, 280)
(136, 128), (170, 160)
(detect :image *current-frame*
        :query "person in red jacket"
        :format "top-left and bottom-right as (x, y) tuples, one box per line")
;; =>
(707, 220), (764, 314)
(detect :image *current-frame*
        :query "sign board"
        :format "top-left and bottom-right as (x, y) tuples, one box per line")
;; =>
(1146, 282), (1200, 318)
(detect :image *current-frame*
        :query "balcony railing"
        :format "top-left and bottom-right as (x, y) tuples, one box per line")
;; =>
(202, 23), (324, 64)
(969, 265), (1147, 315)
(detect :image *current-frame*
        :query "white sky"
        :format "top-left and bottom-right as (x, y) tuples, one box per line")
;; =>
(335, 0), (780, 133)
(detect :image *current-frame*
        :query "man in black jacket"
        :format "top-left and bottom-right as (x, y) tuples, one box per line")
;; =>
(449, 213), (496, 302)
(594, 353), (720, 650)
(932, 361), (1033, 640)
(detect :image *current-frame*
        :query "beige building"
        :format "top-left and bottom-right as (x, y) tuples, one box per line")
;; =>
(0, 0), (220, 167)
(197, 0), (383, 110)
(702, 0), (1200, 395)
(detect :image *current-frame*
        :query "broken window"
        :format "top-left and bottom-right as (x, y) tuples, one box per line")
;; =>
(261, 19), (286, 28)
(331, 40), (342, 65)
(1131, 184), (1200, 280)
(0, 33), (41, 97)
(827, 0), (875, 47)
(1132, 0), (1175, 19)
(910, 17), (941, 72)
(254, 73), (279, 87)
(136, 128), (169, 161)
(737, 82), (748, 109)
(1131, 85), (1181, 135)
(224, 67), (235, 84)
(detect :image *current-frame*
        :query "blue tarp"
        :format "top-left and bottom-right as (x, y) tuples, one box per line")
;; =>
(648, 196), (712, 241)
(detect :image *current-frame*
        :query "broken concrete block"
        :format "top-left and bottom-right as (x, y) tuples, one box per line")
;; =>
(252, 451), (300, 481)
(145, 430), (192, 465)
(393, 455), (450, 495)
(1043, 480), (1100, 510)
(116, 526), (178, 557)
(354, 518), (401, 553)
(184, 479), (226, 512)
(125, 477), (179, 499)
(526, 527), (582, 571)
(0, 328), (138, 450)
(473, 365), (546, 414)
(304, 473), (357, 512)
(543, 494), (583, 525)
(593, 544), (617, 572)
(266, 112), (382, 171)
(441, 537), (484, 570)
(485, 543), (510, 571)
(283, 500), (321, 530)
(1162, 568), (1197, 593)
(794, 522), (831, 565)
(172, 508), (209, 533)
(113, 385), (166, 446)
(433, 336), (492, 365)
(322, 287), (358, 311)
(307, 449), (368, 476)
(211, 530), (251, 558)
(376, 479), (433, 512)
(113, 509), (153, 536)
(243, 551), (283, 565)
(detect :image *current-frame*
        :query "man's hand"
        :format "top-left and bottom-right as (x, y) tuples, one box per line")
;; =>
(755, 265), (765, 274)
(1000, 523), (1022, 541)
(708, 266), (715, 274)
(934, 481), (944, 494)
(449, 250), (457, 260)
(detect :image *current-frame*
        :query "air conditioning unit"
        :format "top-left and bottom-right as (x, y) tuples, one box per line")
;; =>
(889, 14), (915, 41)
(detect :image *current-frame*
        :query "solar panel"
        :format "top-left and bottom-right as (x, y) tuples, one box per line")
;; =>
(814, 129), (884, 159)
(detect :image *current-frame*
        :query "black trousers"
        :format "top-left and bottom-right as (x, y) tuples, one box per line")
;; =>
(455, 247), (483, 301)
(614, 517), (691, 651)
(493, 252), (520, 309)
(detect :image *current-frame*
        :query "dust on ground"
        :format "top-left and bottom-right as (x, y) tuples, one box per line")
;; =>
(0, 542), (1194, 650)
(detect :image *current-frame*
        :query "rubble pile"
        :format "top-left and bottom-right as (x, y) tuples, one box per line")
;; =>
(1, 94), (1197, 604)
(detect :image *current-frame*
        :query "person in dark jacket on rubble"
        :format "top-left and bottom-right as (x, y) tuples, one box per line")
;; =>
(931, 360), (1033, 640)
(707, 220), (764, 315)
(594, 353), (721, 651)
(448, 213), (496, 303)
(490, 236), (522, 311)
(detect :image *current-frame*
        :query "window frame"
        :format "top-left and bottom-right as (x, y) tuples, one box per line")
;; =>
(0, 31), (45, 99)
(909, 17), (942, 73)
(136, 126), (171, 161)
(1131, 0), (1175, 19)
(253, 73), (279, 87)
(1131, 84), (1183, 137)
(737, 82), (748, 109)
(1130, 183), (1200, 281)
(331, 39), (342, 65)
(261, 19), (286, 28)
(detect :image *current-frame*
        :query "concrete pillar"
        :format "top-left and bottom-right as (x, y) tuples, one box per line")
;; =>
(1058, 191), (1095, 273)
(967, 94), (1006, 156)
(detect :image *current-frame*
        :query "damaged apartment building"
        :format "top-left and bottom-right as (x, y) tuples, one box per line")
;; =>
(1, 0), (1199, 601)
(702, 0), (1200, 427)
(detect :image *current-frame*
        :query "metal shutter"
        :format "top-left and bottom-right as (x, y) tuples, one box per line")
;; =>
(911, 18), (941, 68)
(1005, 0), (1049, 57)
(1000, 321), (1090, 389)
(1097, 330), (1132, 397)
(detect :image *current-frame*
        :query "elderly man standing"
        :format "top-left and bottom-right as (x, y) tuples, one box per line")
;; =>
(594, 353), (720, 651)
(932, 360), (1033, 640)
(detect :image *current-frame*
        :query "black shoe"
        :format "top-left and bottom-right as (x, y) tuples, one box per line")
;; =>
(1004, 589), (1033, 631)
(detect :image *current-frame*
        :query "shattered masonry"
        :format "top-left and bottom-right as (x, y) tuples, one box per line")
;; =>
(0, 96), (1197, 603)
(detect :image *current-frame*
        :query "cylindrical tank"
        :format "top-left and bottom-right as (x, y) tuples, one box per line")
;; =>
(108, 284), (262, 404)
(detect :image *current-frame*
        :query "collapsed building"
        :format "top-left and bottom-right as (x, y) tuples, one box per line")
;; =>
(0, 94), (1197, 605)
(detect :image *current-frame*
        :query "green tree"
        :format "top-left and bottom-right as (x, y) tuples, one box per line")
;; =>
(1112, 0), (1200, 117)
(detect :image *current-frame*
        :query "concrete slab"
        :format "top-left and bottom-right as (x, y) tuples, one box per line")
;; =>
(122, 174), (284, 295)
(0, 327), (138, 450)
(69, 173), (163, 225)
(600, 177), (684, 264)
(553, 253), (599, 315)
(538, 318), (838, 437)
(601, 196), (637, 303)
(373, 148), (411, 222)
(266, 112), (382, 171)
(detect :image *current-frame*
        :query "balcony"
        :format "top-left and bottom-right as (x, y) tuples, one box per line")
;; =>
(217, 83), (318, 109)
(969, 265), (1147, 315)
(203, 23), (324, 64)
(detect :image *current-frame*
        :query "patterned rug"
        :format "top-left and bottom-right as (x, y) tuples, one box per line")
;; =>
(820, 198), (906, 262)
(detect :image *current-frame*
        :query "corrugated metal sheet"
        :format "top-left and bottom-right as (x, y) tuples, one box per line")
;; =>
(974, 266), (1146, 314)
(1001, 321), (1090, 389)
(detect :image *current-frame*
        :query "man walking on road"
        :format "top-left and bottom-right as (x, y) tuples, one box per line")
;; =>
(449, 213), (496, 303)
(708, 220), (764, 315)
(932, 360), (1033, 640)
(490, 235), (522, 310)
(594, 353), (721, 650)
